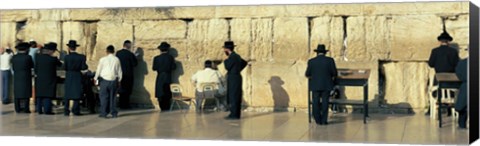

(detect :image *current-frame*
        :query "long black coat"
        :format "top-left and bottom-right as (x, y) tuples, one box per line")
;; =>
(224, 52), (247, 101)
(152, 53), (176, 98)
(116, 49), (138, 93)
(455, 58), (467, 111)
(428, 45), (459, 73)
(35, 54), (62, 98)
(11, 53), (33, 99)
(64, 52), (88, 100)
(305, 55), (338, 91)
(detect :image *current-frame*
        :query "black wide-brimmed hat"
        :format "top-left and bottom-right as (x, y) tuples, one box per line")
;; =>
(66, 40), (80, 47)
(15, 42), (30, 51)
(157, 42), (171, 50)
(223, 41), (236, 49)
(437, 31), (453, 41)
(44, 42), (58, 51)
(313, 44), (329, 53)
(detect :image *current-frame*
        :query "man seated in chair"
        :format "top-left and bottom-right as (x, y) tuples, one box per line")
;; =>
(191, 60), (226, 111)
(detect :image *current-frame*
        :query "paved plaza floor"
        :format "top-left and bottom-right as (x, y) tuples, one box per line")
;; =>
(0, 104), (469, 145)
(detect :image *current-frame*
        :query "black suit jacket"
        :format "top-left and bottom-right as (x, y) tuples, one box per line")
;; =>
(305, 55), (338, 91)
(11, 53), (34, 99)
(455, 58), (467, 111)
(116, 49), (138, 77)
(224, 52), (247, 75)
(35, 54), (62, 97)
(152, 53), (176, 98)
(428, 45), (459, 73)
(64, 52), (88, 99)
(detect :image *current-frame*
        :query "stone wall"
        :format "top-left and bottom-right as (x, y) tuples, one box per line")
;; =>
(0, 1), (470, 110)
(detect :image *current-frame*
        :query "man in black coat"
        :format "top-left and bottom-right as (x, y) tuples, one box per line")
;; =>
(116, 40), (138, 109)
(152, 42), (176, 112)
(305, 44), (338, 125)
(64, 40), (88, 116)
(427, 31), (460, 116)
(11, 42), (34, 113)
(455, 57), (467, 129)
(223, 41), (247, 120)
(34, 42), (62, 115)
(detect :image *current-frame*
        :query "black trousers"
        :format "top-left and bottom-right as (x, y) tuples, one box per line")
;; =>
(36, 96), (53, 114)
(458, 107), (468, 128)
(227, 75), (242, 118)
(83, 86), (96, 113)
(99, 80), (118, 116)
(64, 99), (80, 115)
(312, 90), (330, 124)
(119, 75), (134, 109)
(158, 84), (172, 111)
(14, 98), (30, 112)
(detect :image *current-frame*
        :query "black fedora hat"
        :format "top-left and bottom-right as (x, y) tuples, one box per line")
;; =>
(313, 44), (329, 53)
(15, 42), (30, 51)
(66, 40), (80, 47)
(437, 31), (453, 41)
(157, 42), (171, 50)
(223, 41), (236, 49)
(44, 42), (58, 51)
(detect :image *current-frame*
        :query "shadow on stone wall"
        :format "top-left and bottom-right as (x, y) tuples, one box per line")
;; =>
(132, 47), (153, 108)
(268, 76), (290, 112)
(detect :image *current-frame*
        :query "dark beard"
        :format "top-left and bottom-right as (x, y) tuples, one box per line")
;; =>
(224, 51), (229, 56)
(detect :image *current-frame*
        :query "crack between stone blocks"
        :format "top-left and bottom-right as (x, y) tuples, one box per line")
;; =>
(307, 16), (316, 54)
(225, 17), (232, 41)
(341, 16), (349, 61)
(270, 18), (275, 61)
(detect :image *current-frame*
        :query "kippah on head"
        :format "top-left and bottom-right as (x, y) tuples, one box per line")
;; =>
(124, 40), (131, 44)
(205, 60), (213, 68)
(106, 45), (115, 53)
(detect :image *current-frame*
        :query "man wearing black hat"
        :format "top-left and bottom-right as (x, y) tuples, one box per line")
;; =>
(11, 42), (34, 113)
(116, 40), (138, 109)
(222, 41), (248, 120)
(426, 30), (460, 116)
(153, 42), (176, 111)
(305, 44), (338, 125)
(64, 40), (89, 116)
(34, 42), (62, 115)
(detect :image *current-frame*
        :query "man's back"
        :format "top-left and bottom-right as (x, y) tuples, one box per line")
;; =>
(65, 52), (88, 72)
(153, 53), (176, 73)
(428, 45), (459, 73)
(192, 68), (224, 91)
(305, 55), (337, 91)
(116, 49), (137, 76)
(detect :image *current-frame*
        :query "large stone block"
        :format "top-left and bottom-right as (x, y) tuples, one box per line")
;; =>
(251, 62), (308, 108)
(93, 21), (133, 66)
(365, 16), (391, 60)
(251, 18), (273, 62)
(273, 18), (309, 63)
(310, 17), (344, 61)
(31, 9), (70, 21)
(0, 22), (17, 48)
(382, 62), (431, 108)
(390, 15), (443, 61)
(284, 4), (363, 17)
(62, 22), (86, 53)
(445, 14), (469, 59)
(230, 18), (252, 60)
(68, 9), (106, 21)
(0, 10), (33, 22)
(186, 19), (228, 62)
(362, 2), (465, 15)
(215, 5), (284, 18)
(20, 21), (62, 46)
(345, 17), (370, 61)
(134, 20), (187, 40)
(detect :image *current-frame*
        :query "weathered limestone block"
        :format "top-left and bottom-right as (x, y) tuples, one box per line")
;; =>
(68, 9), (106, 21)
(335, 61), (379, 103)
(172, 7), (217, 19)
(445, 14), (469, 59)
(0, 22), (17, 48)
(365, 16), (391, 60)
(251, 18), (273, 62)
(346, 17), (370, 61)
(310, 17), (344, 61)
(20, 21), (62, 46)
(93, 21), (133, 65)
(134, 20), (187, 40)
(31, 9), (70, 21)
(215, 5), (284, 18)
(251, 61), (308, 108)
(362, 2), (465, 15)
(230, 18), (251, 59)
(273, 18), (309, 63)
(62, 22), (86, 53)
(390, 15), (443, 61)
(382, 62), (431, 108)
(0, 10), (33, 22)
(284, 4), (363, 17)
(186, 19), (228, 62)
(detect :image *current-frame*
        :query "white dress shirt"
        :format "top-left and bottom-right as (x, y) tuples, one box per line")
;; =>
(95, 54), (123, 82)
(0, 52), (13, 71)
(191, 68), (225, 92)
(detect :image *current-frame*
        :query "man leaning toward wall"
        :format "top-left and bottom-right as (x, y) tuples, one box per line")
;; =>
(116, 40), (138, 109)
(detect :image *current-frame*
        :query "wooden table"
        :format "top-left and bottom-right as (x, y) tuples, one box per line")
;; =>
(308, 69), (371, 124)
(435, 73), (462, 128)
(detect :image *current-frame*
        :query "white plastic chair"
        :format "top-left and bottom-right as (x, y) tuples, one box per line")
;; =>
(197, 82), (221, 111)
(170, 84), (195, 112)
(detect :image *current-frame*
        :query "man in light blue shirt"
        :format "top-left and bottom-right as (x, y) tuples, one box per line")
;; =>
(28, 40), (39, 65)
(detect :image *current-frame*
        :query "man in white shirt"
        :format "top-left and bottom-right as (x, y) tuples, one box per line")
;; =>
(0, 47), (13, 104)
(95, 45), (123, 118)
(191, 60), (226, 111)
